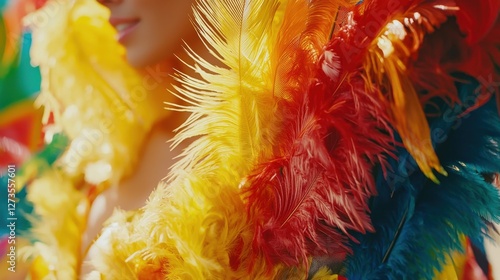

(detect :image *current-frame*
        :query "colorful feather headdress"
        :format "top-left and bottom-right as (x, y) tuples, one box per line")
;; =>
(28, 0), (499, 279)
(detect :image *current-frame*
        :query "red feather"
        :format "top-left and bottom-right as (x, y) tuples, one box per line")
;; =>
(243, 0), (500, 271)
(410, 2), (500, 114)
(244, 0), (393, 269)
(455, 0), (500, 45)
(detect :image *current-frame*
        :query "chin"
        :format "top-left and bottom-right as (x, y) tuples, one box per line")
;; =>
(126, 52), (152, 69)
(125, 41), (178, 69)
(124, 46), (161, 69)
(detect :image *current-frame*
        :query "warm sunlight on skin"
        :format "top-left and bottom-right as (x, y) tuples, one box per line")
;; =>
(97, 0), (195, 68)
(80, 0), (198, 276)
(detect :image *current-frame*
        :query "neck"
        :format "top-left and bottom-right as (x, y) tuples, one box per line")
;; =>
(137, 32), (211, 129)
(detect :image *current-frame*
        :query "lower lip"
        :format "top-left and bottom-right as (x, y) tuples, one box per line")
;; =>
(117, 22), (139, 44)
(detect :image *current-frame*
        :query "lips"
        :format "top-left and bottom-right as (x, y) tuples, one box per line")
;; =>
(109, 17), (140, 43)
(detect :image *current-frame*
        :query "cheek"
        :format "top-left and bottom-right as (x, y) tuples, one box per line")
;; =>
(127, 2), (195, 67)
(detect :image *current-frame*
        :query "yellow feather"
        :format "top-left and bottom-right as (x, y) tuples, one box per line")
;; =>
(22, 0), (169, 277)
(311, 266), (340, 280)
(20, 169), (86, 279)
(168, 0), (282, 178)
(27, 0), (166, 186)
(88, 0), (289, 278)
(432, 236), (467, 280)
(88, 0), (361, 278)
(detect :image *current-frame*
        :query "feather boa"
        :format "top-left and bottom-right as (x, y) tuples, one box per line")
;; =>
(19, 0), (169, 278)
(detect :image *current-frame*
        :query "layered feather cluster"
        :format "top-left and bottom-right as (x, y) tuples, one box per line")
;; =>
(28, 0), (165, 185)
(333, 0), (500, 279)
(244, 0), (394, 268)
(83, 0), (500, 279)
(88, 0), (289, 278)
(20, 0), (168, 278)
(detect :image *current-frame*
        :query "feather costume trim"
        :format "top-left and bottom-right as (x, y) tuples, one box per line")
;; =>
(88, 0), (291, 278)
(341, 1), (500, 278)
(86, 0), (500, 279)
(361, 0), (456, 183)
(245, 0), (395, 269)
(20, 0), (171, 277)
(27, 0), (167, 185)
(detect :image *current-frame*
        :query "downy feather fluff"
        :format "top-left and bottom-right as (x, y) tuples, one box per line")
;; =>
(20, 0), (168, 277)
(87, 0), (500, 279)
(88, 0), (292, 278)
(340, 0), (500, 278)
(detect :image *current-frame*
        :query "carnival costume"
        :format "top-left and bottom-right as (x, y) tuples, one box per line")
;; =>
(9, 0), (500, 279)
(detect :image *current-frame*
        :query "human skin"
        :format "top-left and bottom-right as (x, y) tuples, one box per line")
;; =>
(96, 0), (195, 68)
(80, 0), (197, 275)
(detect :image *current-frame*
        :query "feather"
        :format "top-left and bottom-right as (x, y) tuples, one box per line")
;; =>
(337, 3), (500, 278)
(311, 266), (341, 280)
(345, 76), (500, 280)
(168, 0), (282, 179)
(358, 0), (460, 183)
(461, 239), (490, 280)
(359, 0), (500, 183)
(244, 0), (393, 269)
(20, 169), (87, 280)
(452, 5), (500, 112)
(86, 0), (500, 279)
(27, 0), (166, 185)
(455, 0), (500, 45)
(89, 0), (291, 278)
(21, 0), (169, 277)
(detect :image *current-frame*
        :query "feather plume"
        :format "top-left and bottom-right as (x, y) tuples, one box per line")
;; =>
(359, 0), (500, 182)
(89, 0), (292, 278)
(358, 0), (460, 183)
(315, 2), (500, 279)
(244, 0), (393, 269)
(87, 0), (500, 279)
(168, 0), (281, 179)
(20, 169), (86, 280)
(21, 0), (169, 277)
(27, 0), (165, 185)
(345, 77), (500, 280)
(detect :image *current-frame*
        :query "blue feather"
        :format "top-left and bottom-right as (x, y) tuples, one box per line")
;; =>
(344, 75), (500, 280)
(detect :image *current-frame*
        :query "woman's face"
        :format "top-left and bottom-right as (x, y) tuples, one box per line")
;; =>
(98, 0), (194, 68)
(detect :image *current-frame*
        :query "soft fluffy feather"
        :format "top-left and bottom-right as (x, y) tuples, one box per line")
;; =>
(21, 169), (86, 279)
(86, 0), (500, 279)
(89, 0), (290, 278)
(27, 0), (165, 185)
(168, 0), (281, 181)
(313, 1), (500, 279)
(345, 76), (500, 280)
(361, 0), (458, 183)
(21, 0), (167, 277)
(244, 0), (393, 269)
